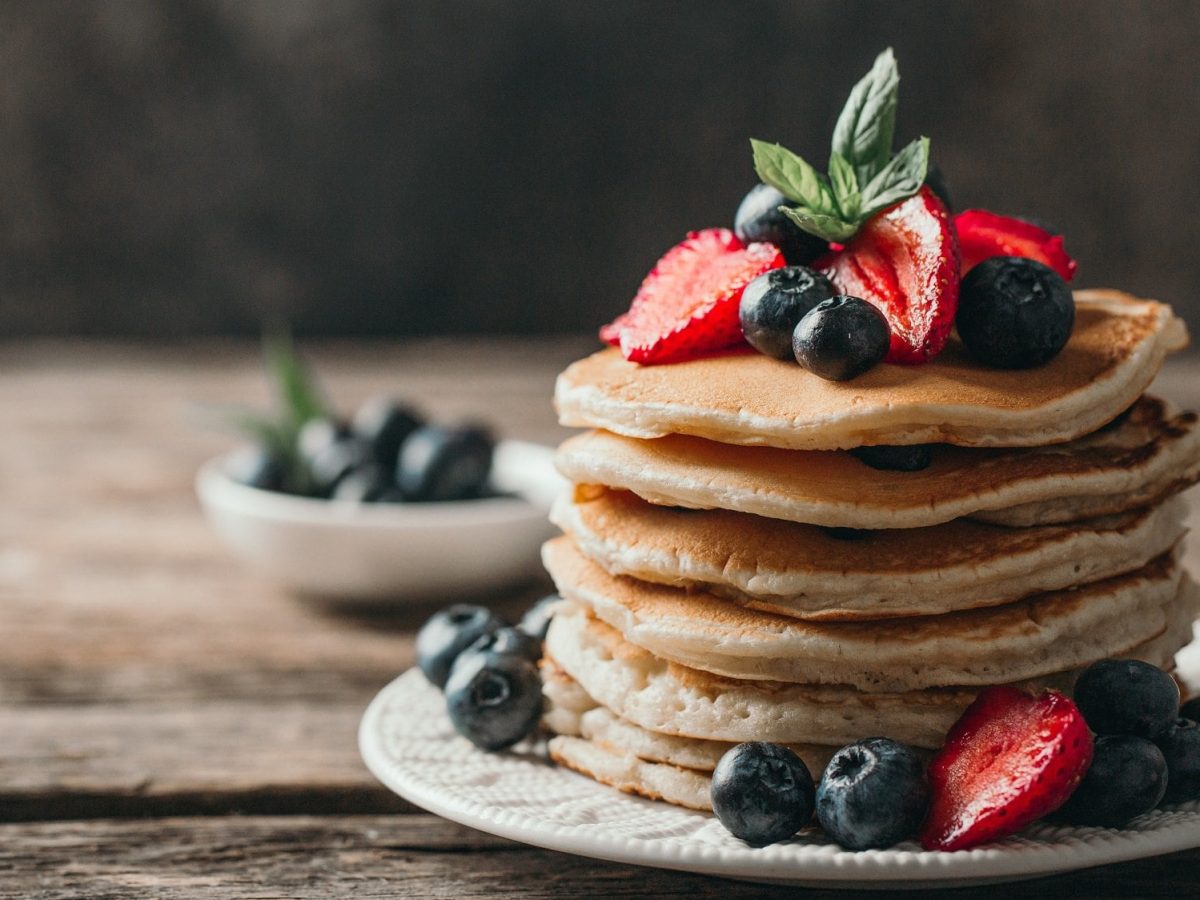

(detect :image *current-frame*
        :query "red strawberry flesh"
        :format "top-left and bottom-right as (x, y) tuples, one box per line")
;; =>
(921, 686), (1093, 851)
(600, 229), (784, 365)
(955, 210), (1078, 281)
(817, 186), (960, 364)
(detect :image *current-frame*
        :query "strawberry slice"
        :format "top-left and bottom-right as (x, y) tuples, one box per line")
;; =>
(955, 210), (1077, 281)
(921, 686), (1093, 851)
(600, 229), (784, 365)
(817, 186), (959, 364)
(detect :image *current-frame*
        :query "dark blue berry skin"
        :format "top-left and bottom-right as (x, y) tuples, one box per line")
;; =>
(1157, 719), (1200, 803)
(816, 738), (929, 851)
(850, 445), (934, 472)
(1181, 697), (1200, 722)
(1054, 735), (1167, 827)
(445, 650), (544, 751)
(739, 266), (836, 359)
(397, 424), (494, 502)
(353, 396), (424, 469)
(956, 257), (1075, 369)
(1073, 659), (1180, 740)
(461, 626), (542, 667)
(734, 184), (829, 265)
(230, 446), (285, 491)
(793, 296), (890, 382)
(518, 594), (561, 641)
(331, 464), (392, 502)
(416, 604), (506, 689)
(924, 163), (953, 212)
(309, 437), (373, 496)
(711, 742), (815, 847)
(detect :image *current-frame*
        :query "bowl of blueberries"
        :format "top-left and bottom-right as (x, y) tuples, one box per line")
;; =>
(196, 337), (564, 601)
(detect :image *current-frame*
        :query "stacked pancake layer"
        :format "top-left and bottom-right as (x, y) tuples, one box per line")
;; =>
(542, 292), (1200, 813)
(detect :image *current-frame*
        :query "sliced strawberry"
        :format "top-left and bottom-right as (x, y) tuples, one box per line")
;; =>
(817, 186), (960, 364)
(921, 686), (1093, 851)
(955, 210), (1077, 281)
(600, 229), (784, 365)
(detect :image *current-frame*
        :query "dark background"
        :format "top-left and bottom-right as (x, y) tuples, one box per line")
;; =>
(1, 0), (1197, 338)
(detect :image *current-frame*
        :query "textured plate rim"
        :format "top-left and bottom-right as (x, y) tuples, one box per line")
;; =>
(359, 669), (1200, 887)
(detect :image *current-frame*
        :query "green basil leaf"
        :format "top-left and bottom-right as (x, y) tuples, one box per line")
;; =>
(828, 151), (862, 220)
(831, 48), (899, 186)
(780, 206), (859, 243)
(860, 136), (930, 218)
(751, 139), (837, 215)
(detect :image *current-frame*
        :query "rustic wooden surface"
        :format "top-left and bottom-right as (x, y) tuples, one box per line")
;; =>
(1, 339), (1198, 899)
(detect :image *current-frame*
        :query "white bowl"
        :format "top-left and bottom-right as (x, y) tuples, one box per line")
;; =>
(196, 441), (565, 601)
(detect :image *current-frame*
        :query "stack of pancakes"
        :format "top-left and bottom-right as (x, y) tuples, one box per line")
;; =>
(540, 290), (1200, 812)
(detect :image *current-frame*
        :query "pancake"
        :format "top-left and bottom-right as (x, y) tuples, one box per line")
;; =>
(556, 291), (1188, 451)
(548, 735), (714, 811)
(554, 396), (1200, 530)
(544, 598), (1197, 750)
(552, 489), (1188, 620)
(543, 536), (1193, 691)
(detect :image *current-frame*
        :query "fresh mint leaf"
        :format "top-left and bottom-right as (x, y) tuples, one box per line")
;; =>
(860, 136), (930, 219)
(832, 48), (899, 186)
(750, 139), (838, 216)
(779, 207), (859, 243)
(264, 330), (329, 436)
(828, 152), (861, 221)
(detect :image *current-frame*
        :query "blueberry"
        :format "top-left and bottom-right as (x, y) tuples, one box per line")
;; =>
(518, 594), (561, 641)
(793, 296), (890, 382)
(739, 266), (836, 359)
(309, 437), (372, 496)
(416, 604), (505, 688)
(710, 742), (815, 847)
(924, 163), (953, 212)
(1073, 659), (1180, 740)
(823, 527), (872, 541)
(850, 445), (934, 472)
(397, 424), (494, 502)
(297, 417), (350, 467)
(816, 738), (929, 850)
(956, 257), (1075, 369)
(1053, 735), (1167, 827)
(445, 650), (543, 751)
(1182, 697), (1200, 722)
(461, 625), (542, 666)
(229, 446), (284, 491)
(353, 396), (424, 468)
(1157, 719), (1200, 803)
(734, 183), (829, 265)
(331, 464), (392, 502)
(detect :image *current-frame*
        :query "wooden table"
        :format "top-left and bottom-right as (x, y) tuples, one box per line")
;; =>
(2, 339), (1198, 899)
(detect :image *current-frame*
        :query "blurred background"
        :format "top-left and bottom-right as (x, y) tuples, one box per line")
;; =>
(1, 0), (1197, 339)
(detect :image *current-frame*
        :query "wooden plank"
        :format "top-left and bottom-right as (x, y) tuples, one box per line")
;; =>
(1, 814), (1197, 899)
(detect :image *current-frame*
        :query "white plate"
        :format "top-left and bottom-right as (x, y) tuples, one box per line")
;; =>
(360, 669), (1200, 890)
(196, 440), (566, 600)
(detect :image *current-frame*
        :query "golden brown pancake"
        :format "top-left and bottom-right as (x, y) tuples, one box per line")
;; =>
(554, 396), (1200, 529)
(556, 291), (1187, 450)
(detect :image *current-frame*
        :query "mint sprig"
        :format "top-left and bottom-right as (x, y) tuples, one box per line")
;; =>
(750, 48), (929, 244)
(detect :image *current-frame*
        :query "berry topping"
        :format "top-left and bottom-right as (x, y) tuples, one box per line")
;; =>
(710, 742), (815, 847)
(461, 625), (543, 667)
(734, 184), (829, 265)
(850, 444), (934, 472)
(954, 210), (1077, 281)
(816, 187), (960, 364)
(352, 396), (424, 469)
(600, 229), (784, 365)
(921, 686), (1093, 851)
(1052, 735), (1168, 827)
(397, 424), (494, 502)
(956, 257), (1075, 369)
(445, 650), (543, 752)
(416, 604), (506, 689)
(739, 265), (836, 359)
(792, 295), (890, 381)
(1158, 719), (1200, 804)
(816, 738), (930, 851)
(518, 594), (561, 641)
(1073, 659), (1181, 741)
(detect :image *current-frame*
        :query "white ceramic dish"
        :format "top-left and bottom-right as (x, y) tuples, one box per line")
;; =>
(360, 668), (1200, 890)
(196, 440), (566, 600)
